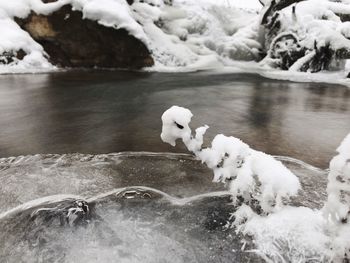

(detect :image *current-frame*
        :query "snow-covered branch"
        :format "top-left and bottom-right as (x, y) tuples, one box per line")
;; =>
(323, 133), (350, 224)
(161, 106), (301, 214)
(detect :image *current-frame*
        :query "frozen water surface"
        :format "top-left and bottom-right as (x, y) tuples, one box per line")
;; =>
(0, 153), (225, 213)
(0, 152), (329, 263)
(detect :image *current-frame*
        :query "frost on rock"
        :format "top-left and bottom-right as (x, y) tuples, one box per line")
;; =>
(161, 106), (301, 214)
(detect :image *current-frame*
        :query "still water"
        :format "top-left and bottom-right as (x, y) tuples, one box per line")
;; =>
(0, 70), (349, 167)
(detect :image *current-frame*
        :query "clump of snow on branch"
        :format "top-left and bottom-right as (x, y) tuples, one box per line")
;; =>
(161, 106), (301, 214)
(324, 133), (350, 224)
(323, 133), (350, 261)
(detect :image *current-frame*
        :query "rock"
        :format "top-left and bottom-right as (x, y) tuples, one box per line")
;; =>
(15, 5), (154, 69)
(0, 49), (26, 65)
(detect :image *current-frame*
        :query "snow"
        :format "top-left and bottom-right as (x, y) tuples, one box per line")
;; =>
(233, 132), (350, 262)
(161, 106), (301, 213)
(277, 0), (350, 51)
(0, 0), (263, 73)
(0, 15), (53, 73)
(77, 0), (147, 42)
(161, 107), (350, 262)
(236, 206), (330, 262)
(0, 0), (147, 73)
(161, 105), (193, 146)
(1, 0), (350, 86)
(323, 133), (350, 223)
(323, 131), (350, 263)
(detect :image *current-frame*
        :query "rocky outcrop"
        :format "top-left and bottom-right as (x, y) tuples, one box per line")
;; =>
(15, 4), (154, 69)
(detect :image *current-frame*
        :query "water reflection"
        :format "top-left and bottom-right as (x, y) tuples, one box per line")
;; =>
(245, 83), (290, 155)
(305, 85), (350, 112)
(0, 70), (349, 168)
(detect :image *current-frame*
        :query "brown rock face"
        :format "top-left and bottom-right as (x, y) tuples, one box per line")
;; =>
(15, 5), (154, 69)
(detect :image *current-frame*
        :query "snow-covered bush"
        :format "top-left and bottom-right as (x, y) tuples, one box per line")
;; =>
(260, 0), (350, 72)
(161, 106), (350, 262)
(323, 133), (350, 261)
(324, 133), (350, 224)
(161, 106), (301, 214)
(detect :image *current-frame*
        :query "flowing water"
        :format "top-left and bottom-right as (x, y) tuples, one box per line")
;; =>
(0, 70), (349, 262)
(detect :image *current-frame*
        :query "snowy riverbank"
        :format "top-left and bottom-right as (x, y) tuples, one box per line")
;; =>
(1, 0), (350, 86)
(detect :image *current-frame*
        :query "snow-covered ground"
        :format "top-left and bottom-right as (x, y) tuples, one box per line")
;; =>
(1, 0), (350, 87)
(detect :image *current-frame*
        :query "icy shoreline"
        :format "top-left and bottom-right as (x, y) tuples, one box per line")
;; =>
(1, 65), (349, 88)
(148, 61), (350, 88)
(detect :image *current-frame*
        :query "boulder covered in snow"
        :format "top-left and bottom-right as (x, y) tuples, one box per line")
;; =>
(14, 2), (154, 69)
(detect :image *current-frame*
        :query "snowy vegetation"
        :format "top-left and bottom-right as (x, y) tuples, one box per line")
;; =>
(161, 106), (350, 262)
(161, 106), (301, 214)
(2, 0), (350, 78)
(259, 0), (350, 72)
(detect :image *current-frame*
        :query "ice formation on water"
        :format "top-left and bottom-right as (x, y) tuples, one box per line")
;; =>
(161, 106), (301, 213)
(161, 106), (350, 262)
(0, 187), (244, 263)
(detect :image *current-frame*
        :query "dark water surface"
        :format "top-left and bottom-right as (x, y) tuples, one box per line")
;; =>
(0, 70), (349, 167)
